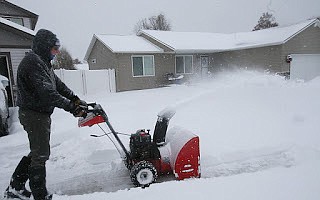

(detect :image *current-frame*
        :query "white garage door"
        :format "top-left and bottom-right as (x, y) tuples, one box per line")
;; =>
(290, 54), (320, 81)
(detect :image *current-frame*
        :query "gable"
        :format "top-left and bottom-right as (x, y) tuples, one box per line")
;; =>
(0, 0), (38, 30)
(283, 22), (320, 54)
(0, 0), (37, 17)
(0, 22), (33, 48)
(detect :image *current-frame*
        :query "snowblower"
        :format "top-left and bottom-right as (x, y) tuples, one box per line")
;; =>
(78, 103), (200, 187)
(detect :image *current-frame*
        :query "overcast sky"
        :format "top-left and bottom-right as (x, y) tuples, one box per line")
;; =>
(9, 0), (320, 61)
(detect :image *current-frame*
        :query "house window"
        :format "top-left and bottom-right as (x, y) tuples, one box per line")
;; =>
(132, 55), (155, 77)
(5, 17), (24, 26)
(175, 55), (193, 74)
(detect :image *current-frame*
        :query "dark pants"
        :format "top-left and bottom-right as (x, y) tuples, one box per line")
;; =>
(19, 108), (51, 167)
(6, 108), (52, 199)
(18, 108), (52, 199)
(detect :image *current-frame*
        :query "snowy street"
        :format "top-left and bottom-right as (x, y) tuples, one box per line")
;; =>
(1, 71), (320, 199)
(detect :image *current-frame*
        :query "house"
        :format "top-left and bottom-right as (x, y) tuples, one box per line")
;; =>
(0, 0), (37, 106)
(84, 35), (168, 91)
(85, 18), (320, 92)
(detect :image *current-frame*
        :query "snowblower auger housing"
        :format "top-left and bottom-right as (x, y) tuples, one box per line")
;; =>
(78, 103), (201, 187)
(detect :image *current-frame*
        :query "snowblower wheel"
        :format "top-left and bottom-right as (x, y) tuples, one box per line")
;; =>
(130, 161), (158, 187)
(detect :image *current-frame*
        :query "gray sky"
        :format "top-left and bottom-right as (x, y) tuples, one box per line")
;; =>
(9, 0), (320, 60)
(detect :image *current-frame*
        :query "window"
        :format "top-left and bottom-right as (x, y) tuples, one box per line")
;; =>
(132, 55), (155, 77)
(5, 17), (24, 26)
(175, 55), (193, 74)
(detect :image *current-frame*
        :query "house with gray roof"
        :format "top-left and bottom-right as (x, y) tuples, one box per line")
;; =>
(85, 18), (320, 92)
(0, 0), (37, 106)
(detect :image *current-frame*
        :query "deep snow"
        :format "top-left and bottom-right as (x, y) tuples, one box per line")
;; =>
(1, 71), (320, 200)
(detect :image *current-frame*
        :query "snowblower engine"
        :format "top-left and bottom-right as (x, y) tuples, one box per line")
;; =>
(129, 129), (160, 160)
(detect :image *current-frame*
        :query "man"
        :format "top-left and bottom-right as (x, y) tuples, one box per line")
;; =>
(4, 29), (87, 200)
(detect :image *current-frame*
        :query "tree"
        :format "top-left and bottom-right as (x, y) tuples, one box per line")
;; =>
(134, 13), (172, 34)
(53, 47), (76, 70)
(73, 58), (82, 64)
(252, 12), (279, 31)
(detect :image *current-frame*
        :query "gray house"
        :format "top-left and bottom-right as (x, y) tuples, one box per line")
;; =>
(85, 18), (320, 92)
(84, 34), (172, 92)
(0, 0), (37, 106)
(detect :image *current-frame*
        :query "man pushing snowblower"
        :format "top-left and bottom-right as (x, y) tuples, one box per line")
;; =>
(4, 29), (87, 200)
(4, 29), (201, 200)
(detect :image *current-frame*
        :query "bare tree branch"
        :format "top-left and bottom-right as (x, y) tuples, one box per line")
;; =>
(134, 13), (172, 34)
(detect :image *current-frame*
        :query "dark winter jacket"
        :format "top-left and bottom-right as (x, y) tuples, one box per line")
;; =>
(17, 29), (75, 114)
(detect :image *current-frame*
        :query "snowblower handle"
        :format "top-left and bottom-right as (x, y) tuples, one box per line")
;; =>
(78, 103), (131, 163)
(85, 103), (105, 116)
(86, 102), (97, 111)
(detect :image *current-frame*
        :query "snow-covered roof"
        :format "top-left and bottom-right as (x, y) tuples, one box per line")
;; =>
(84, 34), (164, 60)
(85, 18), (319, 60)
(0, 17), (36, 36)
(139, 18), (320, 53)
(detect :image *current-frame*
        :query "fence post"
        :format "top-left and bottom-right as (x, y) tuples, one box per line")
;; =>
(81, 70), (87, 95)
(107, 69), (110, 93)
(111, 69), (116, 92)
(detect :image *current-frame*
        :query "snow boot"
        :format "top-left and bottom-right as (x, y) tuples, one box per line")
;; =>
(28, 165), (51, 200)
(44, 194), (53, 200)
(4, 156), (32, 199)
(4, 186), (31, 200)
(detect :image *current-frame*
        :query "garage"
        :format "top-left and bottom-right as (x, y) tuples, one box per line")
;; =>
(290, 54), (320, 81)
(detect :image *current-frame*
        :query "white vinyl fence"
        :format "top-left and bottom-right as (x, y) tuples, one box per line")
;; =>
(54, 69), (116, 96)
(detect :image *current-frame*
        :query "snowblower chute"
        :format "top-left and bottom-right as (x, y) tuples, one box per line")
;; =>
(78, 103), (201, 187)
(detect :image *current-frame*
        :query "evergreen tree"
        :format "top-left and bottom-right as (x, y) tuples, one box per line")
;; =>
(53, 47), (76, 70)
(253, 12), (279, 31)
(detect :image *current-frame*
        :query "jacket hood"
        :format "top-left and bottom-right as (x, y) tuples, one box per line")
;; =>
(32, 29), (60, 62)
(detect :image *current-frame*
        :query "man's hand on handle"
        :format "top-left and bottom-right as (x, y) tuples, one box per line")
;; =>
(70, 96), (88, 118)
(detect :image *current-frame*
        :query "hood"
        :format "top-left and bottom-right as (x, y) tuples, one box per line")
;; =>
(32, 29), (60, 62)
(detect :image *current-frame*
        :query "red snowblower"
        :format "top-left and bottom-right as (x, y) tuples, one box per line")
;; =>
(78, 103), (200, 187)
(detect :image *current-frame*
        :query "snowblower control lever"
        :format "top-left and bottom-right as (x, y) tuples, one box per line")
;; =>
(80, 103), (131, 161)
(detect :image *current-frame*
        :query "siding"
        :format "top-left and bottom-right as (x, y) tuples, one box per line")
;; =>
(281, 24), (320, 72)
(116, 53), (174, 91)
(88, 40), (118, 70)
(0, 1), (37, 30)
(0, 48), (30, 83)
(0, 2), (24, 16)
(88, 39), (175, 92)
(0, 24), (33, 47)
(211, 45), (283, 73)
(22, 17), (32, 29)
(0, 48), (29, 106)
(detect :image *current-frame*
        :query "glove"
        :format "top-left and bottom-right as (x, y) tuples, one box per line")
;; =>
(71, 96), (87, 107)
(72, 105), (87, 118)
(69, 101), (87, 118)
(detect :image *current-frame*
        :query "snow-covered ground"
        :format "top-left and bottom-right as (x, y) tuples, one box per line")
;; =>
(1, 70), (320, 200)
